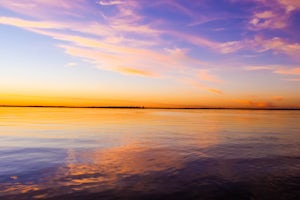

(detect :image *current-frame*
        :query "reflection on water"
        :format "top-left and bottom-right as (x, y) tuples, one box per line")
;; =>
(0, 107), (300, 199)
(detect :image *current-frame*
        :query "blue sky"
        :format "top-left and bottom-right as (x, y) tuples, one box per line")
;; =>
(0, 0), (300, 108)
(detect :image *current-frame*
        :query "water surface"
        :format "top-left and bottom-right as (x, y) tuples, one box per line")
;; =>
(0, 107), (300, 199)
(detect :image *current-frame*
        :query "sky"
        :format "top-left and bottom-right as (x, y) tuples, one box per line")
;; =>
(0, 0), (300, 108)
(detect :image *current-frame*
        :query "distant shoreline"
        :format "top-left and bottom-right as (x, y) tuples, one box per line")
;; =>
(0, 105), (300, 110)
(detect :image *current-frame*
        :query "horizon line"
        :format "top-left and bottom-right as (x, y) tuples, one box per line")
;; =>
(1, 105), (300, 110)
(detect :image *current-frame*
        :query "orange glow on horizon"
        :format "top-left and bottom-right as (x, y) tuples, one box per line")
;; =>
(1, 93), (299, 109)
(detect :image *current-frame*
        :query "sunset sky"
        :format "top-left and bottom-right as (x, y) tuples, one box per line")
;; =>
(0, 0), (300, 108)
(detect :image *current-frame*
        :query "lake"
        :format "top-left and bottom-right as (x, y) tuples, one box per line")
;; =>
(0, 107), (300, 199)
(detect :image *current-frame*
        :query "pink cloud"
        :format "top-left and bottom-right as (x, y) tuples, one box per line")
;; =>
(97, 0), (124, 6)
(273, 96), (284, 101)
(0, 1), (227, 92)
(0, 0), (89, 19)
(160, 0), (197, 19)
(0, 17), (64, 29)
(197, 69), (222, 83)
(218, 41), (246, 54)
(208, 88), (223, 95)
(247, 0), (300, 34)
(53, 40), (207, 79)
(243, 65), (300, 81)
(236, 99), (276, 108)
(274, 68), (300, 75)
(4, 0), (298, 94)
(244, 65), (276, 71)
(5, 0), (297, 59)
(181, 79), (223, 95)
(168, 31), (246, 54)
(278, 0), (300, 12)
(170, 33), (300, 57)
(253, 36), (300, 57)
(0, 16), (112, 37)
(249, 10), (286, 30)
(116, 67), (157, 77)
(167, 31), (217, 49)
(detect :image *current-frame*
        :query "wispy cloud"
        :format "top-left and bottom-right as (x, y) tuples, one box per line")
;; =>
(274, 68), (300, 75)
(235, 99), (276, 108)
(278, 0), (300, 12)
(0, 17), (63, 29)
(0, 16), (111, 37)
(208, 88), (223, 95)
(273, 96), (284, 101)
(197, 69), (223, 83)
(256, 37), (300, 57)
(1, 0), (299, 101)
(116, 67), (157, 77)
(0, 0), (90, 19)
(244, 65), (276, 71)
(66, 62), (77, 68)
(249, 10), (286, 30)
(248, 0), (300, 31)
(168, 31), (247, 54)
(181, 79), (223, 95)
(97, 0), (124, 6)
(243, 64), (300, 81)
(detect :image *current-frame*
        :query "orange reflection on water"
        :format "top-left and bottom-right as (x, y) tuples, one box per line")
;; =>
(1, 107), (300, 199)
(0, 142), (188, 198)
(0, 107), (224, 149)
(1, 183), (40, 195)
(51, 142), (186, 189)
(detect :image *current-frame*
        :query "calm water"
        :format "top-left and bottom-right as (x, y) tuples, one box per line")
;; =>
(0, 107), (300, 200)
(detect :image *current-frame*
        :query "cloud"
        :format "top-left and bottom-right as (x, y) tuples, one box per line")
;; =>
(2, 0), (298, 96)
(182, 79), (223, 95)
(252, 36), (300, 58)
(111, 23), (160, 36)
(52, 39), (209, 79)
(171, 33), (300, 56)
(0, 0), (90, 19)
(218, 41), (245, 54)
(244, 65), (276, 71)
(235, 99), (275, 108)
(171, 33), (300, 57)
(168, 31), (246, 54)
(167, 31), (298, 57)
(208, 88), (223, 95)
(278, 0), (300, 12)
(66, 62), (77, 67)
(249, 10), (286, 30)
(197, 69), (222, 83)
(0, 16), (111, 37)
(4, 1), (298, 60)
(274, 68), (300, 75)
(160, 0), (198, 19)
(0, 17), (63, 29)
(116, 67), (157, 77)
(243, 65), (300, 82)
(243, 64), (300, 82)
(248, 0), (300, 31)
(0, 1), (228, 97)
(273, 96), (284, 101)
(0, 15), (167, 77)
(97, 0), (124, 6)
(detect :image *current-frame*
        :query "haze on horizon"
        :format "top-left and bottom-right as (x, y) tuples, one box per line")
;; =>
(1, 0), (300, 109)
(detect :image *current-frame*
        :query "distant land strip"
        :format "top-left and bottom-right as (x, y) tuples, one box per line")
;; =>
(0, 105), (300, 110)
